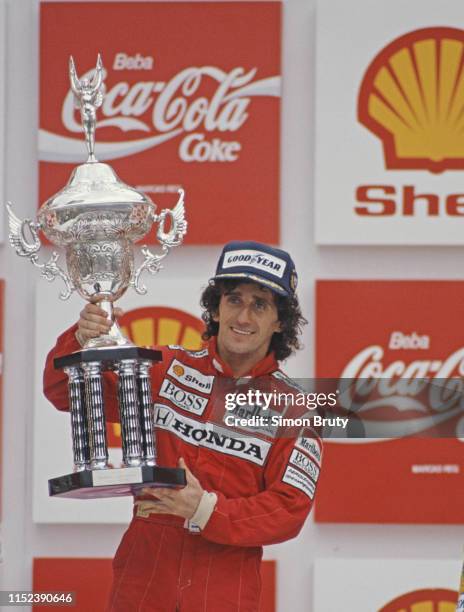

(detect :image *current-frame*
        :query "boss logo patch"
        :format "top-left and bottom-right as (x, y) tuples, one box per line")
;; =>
(289, 449), (320, 482)
(159, 378), (209, 415)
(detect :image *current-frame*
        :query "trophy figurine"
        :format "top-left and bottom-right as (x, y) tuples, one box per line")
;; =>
(6, 55), (187, 498)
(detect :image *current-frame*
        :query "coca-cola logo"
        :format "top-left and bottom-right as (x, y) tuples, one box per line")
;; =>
(39, 54), (281, 163)
(336, 337), (464, 438)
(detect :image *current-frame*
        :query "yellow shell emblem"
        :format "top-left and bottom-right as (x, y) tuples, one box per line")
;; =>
(119, 306), (205, 350)
(358, 27), (464, 173)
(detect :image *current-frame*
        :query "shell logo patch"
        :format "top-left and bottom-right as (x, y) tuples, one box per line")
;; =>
(173, 364), (185, 377)
(379, 587), (458, 611)
(358, 27), (464, 173)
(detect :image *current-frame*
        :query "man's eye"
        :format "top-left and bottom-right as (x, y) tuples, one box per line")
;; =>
(227, 295), (241, 304)
(255, 301), (267, 311)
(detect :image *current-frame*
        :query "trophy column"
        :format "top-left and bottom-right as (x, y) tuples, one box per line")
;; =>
(82, 361), (109, 469)
(117, 359), (142, 467)
(49, 346), (186, 498)
(137, 361), (156, 466)
(65, 366), (90, 471)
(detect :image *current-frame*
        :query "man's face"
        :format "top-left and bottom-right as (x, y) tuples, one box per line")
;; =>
(213, 282), (281, 361)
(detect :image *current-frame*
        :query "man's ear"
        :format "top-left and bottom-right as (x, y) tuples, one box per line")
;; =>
(274, 320), (282, 333)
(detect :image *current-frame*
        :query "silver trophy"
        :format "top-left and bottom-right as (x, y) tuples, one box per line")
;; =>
(6, 55), (187, 498)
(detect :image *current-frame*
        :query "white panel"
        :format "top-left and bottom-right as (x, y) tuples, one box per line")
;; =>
(316, 0), (464, 244)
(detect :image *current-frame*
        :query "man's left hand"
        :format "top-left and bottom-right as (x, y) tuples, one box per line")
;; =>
(137, 457), (204, 520)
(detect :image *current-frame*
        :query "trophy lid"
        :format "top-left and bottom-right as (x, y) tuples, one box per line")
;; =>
(38, 161), (155, 212)
(37, 160), (156, 246)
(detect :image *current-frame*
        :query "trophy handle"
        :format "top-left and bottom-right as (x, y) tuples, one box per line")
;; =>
(6, 202), (75, 300)
(131, 189), (187, 295)
(156, 188), (187, 247)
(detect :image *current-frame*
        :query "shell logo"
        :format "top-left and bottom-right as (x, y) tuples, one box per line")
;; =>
(379, 587), (458, 611)
(358, 27), (464, 173)
(107, 306), (206, 447)
(173, 364), (185, 377)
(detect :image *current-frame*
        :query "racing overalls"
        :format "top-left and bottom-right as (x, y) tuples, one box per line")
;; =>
(43, 326), (322, 612)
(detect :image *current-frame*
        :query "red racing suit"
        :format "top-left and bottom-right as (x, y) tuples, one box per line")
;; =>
(43, 325), (322, 612)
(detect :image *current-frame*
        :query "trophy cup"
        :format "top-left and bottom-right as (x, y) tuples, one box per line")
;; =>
(6, 55), (187, 498)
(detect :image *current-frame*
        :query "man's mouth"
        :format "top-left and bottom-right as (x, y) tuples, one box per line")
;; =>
(231, 327), (254, 336)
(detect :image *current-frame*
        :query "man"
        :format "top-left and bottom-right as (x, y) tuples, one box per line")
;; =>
(43, 240), (322, 612)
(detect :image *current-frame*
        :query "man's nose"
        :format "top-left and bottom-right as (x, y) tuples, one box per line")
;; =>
(236, 305), (252, 325)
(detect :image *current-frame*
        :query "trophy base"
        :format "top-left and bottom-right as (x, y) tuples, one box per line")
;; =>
(54, 345), (163, 370)
(48, 466), (186, 499)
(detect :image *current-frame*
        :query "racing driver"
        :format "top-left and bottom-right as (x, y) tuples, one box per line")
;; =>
(43, 240), (323, 612)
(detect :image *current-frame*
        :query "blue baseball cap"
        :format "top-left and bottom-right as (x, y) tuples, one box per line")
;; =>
(211, 241), (298, 297)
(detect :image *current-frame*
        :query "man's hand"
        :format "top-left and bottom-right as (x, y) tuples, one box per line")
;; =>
(137, 458), (204, 520)
(76, 303), (123, 345)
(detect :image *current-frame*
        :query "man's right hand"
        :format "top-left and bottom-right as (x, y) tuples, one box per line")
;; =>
(76, 303), (123, 346)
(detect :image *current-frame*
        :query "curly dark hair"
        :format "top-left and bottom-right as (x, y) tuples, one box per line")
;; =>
(200, 279), (307, 361)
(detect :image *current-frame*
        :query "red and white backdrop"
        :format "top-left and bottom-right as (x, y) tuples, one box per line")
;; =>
(39, 0), (281, 244)
(315, 280), (464, 524)
(315, 0), (464, 244)
(314, 560), (460, 612)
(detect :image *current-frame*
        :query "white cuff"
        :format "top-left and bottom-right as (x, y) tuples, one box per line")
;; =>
(189, 491), (218, 529)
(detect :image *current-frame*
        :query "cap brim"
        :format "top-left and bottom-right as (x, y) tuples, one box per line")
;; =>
(211, 272), (289, 296)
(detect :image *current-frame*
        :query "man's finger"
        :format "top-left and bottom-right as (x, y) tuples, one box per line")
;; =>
(134, 500), (160, 511)
(142, 487), (175, 499)
(141, 487), (162, 498)
(81, 311), (111, 325)
(82, 319), (110, 331)
(80, 321), (111, 335)
(178, 457), (189, 471)
(178, 457), (198, 484)
(140, 502), (171, 514)
(84, 303), (109, 317)
(81, 329), (100, 338)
